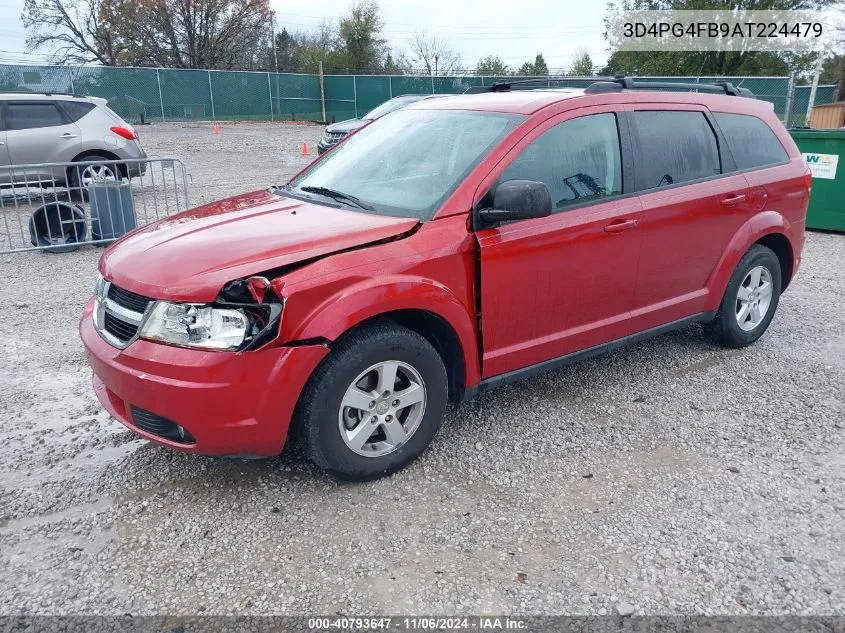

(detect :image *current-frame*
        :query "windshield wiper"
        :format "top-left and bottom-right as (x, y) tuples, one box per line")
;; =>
(298, 186), (374, 211)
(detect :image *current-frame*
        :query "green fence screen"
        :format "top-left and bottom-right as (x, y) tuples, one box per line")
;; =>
(0, 64), (836, 126)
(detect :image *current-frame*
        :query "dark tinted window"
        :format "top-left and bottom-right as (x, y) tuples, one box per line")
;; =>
(499, 113), (622, 212)
(7, 103), (66, 130)
(714, 112), (789, 170)
(59, 100), (95, 122)
(632, 111), (720, 190)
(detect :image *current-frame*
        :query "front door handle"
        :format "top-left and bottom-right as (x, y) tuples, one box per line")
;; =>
(604, 218), (638, 233)
(720, 193), (747, 206)
(60, 133), (78, 139)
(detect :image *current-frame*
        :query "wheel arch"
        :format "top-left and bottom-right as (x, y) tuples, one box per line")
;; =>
(343, 309), (467, 402)
(754, 232), (794, 290)
(69, 149), (127, 179)
(706, 212), (796, 310)
(282, 276), (481, 399)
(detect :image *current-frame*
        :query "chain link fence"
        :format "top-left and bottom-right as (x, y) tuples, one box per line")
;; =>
(0, 64), (837, 127)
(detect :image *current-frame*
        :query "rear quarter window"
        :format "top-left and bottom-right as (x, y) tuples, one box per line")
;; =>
(58, 100), (96, 122)
(713, 112), (789, 171)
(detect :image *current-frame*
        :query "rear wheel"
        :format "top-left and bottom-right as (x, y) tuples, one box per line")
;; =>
(704, 244), (782, 348)
(67, 155), (121, 200)
(295, 322), (448, 481)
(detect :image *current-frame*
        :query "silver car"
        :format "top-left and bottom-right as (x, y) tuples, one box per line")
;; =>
(0, 92), (147, 187)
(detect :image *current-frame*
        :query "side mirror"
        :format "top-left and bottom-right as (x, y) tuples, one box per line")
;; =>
(477, 180), (552, 226)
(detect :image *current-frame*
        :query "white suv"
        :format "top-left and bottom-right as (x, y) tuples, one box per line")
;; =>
(0, 92), (147, 187)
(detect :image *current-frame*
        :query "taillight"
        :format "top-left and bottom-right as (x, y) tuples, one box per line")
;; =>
(110, 126), (137, 140)
(803, 171), (813, 195)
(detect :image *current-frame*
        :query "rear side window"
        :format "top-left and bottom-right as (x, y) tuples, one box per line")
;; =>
(59, 100), (95, 122)
(498, 112), (623, 212)
(6, 102), (66, 130)
(714, 112), (789, 170)
(632, 111), (720, 191)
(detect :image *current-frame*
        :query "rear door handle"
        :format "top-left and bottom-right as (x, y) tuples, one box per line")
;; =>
(60, 133), (78, 139)
(720, 193), (746, 206)
(604, 218), (638, 233)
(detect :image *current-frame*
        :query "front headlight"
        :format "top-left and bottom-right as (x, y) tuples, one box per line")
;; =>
(93, 273), (107, 329)
(140, 302), (252, 350)
(95, 273), (106, 298)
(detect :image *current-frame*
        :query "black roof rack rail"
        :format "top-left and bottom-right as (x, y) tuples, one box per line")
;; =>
(584, 76), (755, 98)
(463, 76), (755, 98)
(0, 91), (82, 97)
(464, 78), (561, 94)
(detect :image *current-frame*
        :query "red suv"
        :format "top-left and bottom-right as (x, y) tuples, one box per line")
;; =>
(80, 78), (810, 480)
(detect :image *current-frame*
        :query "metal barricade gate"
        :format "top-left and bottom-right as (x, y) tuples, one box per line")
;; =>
(0, 158), (190, 254)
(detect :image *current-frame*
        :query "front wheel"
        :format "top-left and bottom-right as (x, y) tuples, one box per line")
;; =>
(295, 323), (448, 481)
(704, 244), (782, 348)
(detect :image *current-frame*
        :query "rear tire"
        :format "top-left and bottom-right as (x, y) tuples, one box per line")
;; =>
(703, 244), (781, 348)
(295, 322), (448, 481)
(67, 155), (121, 201)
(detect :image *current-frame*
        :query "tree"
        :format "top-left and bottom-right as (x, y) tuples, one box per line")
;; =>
(270, 28), (301, 73)
(571, 48), (594, 76)
(820, 54), (845, 100)
(293, 22), (344, 73)
(132, 0), (270, 69)
(22, 0), (136, 65)
(533, 53), (549, 76)
(270, 4), (399, 74)
(476, 55), (509, 76)
(409, 31), (462, 75)
(383, 50), (412, 74)
(518, 53), (549, 76)
(24, 0), (272, 68)
(338, 1), (387, 73)
(601, 50), (791, 76)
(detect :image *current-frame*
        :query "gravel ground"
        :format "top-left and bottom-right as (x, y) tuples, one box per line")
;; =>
(0, 121), (843, 617)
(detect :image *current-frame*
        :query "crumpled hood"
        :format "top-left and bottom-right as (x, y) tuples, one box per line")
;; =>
(100, 189), (418, 302)
(325, 118), (367, 134)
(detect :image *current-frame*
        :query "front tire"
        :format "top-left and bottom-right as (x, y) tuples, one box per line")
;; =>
(295, 323), (448, 481)
(704, 244), (782, 348)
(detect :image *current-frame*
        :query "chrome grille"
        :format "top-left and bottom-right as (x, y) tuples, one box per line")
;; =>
(108, 284), (152, 313)
(103, 311), (138, 341)
(94, 278), (153, 348)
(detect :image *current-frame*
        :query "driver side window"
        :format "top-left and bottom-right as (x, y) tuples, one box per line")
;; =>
(499, 112), (623, 213)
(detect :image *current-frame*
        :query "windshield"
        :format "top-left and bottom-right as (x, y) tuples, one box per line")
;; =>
(362, 96), (422, 120)
(288, 109), (524, 221)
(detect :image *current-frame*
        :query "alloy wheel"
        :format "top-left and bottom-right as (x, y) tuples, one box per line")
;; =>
(338, 360), (427, 457)
(735, 265), (773, 332)
(80, 164), (117, 187)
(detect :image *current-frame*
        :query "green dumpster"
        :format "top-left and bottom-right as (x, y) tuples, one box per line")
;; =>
(789, 128), (845, 232)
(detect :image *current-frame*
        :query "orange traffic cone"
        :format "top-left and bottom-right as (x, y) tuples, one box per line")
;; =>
(300, 142), (309, 156)
(213, 122), (220, 135)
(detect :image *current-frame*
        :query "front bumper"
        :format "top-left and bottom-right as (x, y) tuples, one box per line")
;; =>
(80, 298), (328, 456)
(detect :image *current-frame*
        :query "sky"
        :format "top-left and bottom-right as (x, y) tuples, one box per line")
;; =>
(0, 0), (610, 72)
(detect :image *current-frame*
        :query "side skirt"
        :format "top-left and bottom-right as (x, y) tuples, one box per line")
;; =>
(471, 311), (716, 395)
